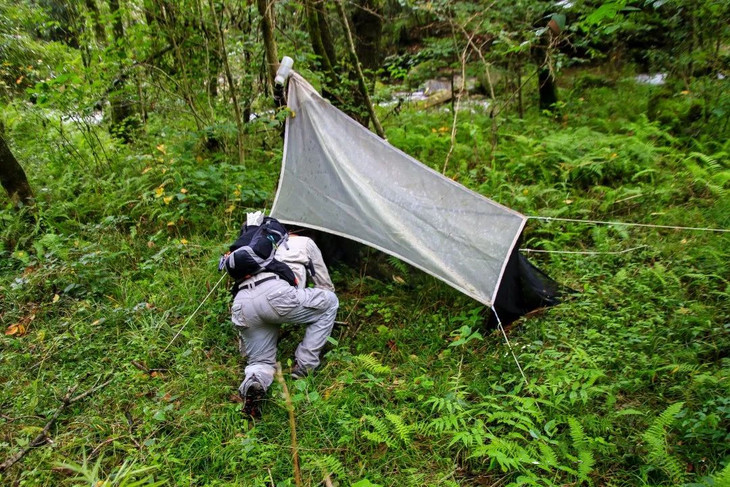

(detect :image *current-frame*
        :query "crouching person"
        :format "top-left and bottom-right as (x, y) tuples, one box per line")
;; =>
(229, 225), (338, 418)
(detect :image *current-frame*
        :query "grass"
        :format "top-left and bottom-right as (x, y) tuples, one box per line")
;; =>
(1, 69), (729, 486)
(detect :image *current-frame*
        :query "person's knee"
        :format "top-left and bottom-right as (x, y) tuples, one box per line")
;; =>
(325, 290), (339, 310)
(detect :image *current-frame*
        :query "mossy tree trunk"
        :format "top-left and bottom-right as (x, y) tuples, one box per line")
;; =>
(0, 135), (34, 207)
(350, 0), (383, 128)
(108, 0), (137, 140)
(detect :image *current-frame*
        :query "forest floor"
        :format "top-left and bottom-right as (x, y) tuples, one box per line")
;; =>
(1, 65), (729, 486)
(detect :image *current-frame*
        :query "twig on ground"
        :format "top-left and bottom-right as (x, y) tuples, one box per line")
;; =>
(0, 373), (113, 472)
(88, 436), (121, 460)
(275, 363), (302, 487)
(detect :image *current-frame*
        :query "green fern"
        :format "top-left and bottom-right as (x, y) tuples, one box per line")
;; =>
(303, 453), (346, 480)
(361, 413), (413, 448)
(353, 353), (391, 375)
(708, 462), (730, 486)
(567, 417), (595, 483)
(641, 402), (685, 484)
(386, 256), (409, 275)
(386, 412), (414, 444)
(470, 435), (536, 472)
(537, 442), (558, 470)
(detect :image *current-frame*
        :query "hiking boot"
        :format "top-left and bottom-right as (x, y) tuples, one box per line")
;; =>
(291, 363), (310, 380)
(240, 381), (265, 419)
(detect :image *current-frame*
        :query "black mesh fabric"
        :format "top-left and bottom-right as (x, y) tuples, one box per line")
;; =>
(489, 244), (562, 326)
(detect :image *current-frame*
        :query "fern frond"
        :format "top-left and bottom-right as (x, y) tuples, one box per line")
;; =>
(537, 442), (558, 469)
(470, 436), (536, 472)
(307, 454), (346, 479)
(641, 402), (685, 484)
(386, 413), (413, 445)
(567, 417), (587, 450)
(386, 256), (409, 275)
(361, 414), (396, 448)
(353, 354), (391, 375)
(710, 462), (730, 485)
(577, 449), (595, 482)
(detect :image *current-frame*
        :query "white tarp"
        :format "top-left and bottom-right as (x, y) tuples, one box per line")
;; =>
(271, 72), (527, 306)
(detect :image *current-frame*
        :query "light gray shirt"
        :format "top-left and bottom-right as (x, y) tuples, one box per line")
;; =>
(275, 235), (334, 291)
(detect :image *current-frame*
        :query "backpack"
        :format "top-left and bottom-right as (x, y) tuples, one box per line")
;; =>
(220, 216), (298, 287)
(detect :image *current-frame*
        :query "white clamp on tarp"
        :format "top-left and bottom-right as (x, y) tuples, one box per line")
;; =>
(275, 56), (294, 85)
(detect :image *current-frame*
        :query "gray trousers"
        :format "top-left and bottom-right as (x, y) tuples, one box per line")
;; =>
(231, 279), (338, 395)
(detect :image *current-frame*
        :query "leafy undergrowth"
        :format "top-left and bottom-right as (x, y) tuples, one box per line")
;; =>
(1, 77), (729, 486)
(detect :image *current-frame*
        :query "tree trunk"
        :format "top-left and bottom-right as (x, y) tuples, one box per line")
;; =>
(209, 0), (246, 165)
(0, 135), (34, 207)
(304, 0), (338, 99)
(108, 0), (137, 140)
(335, 0), (384, 138)
(351, 0), (382, 78)
(350, 0), (382, 128)
(84, 0), (107, 45)
(257, 0), (279, 90)
(531, 16), (558, 113)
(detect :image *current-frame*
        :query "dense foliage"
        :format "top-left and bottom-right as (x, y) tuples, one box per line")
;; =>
(1, 0), (728, 486)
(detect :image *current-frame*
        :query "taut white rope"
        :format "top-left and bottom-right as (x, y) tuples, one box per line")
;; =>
(522, 245), (648, 255)
(163, 274), (227, 353)
(491, 306), (530, 390)
(528, 216), (730, 233)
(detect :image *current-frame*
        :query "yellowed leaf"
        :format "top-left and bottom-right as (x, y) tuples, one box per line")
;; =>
(180, 188), (188, 194)
(142, 167), (152, 174)
(167, 221), (175, 227)
(156, 144), (167, 155)
(225, 204), (235, 214)
(52, 294), (60, 303)
(163, 196), (173, 205)
(179, 238), (188, 245)
(15, 75), (24, 84)
(154, 186), (164, 198)
(5, 324), (19, 336)
(196, 155), (203, 163)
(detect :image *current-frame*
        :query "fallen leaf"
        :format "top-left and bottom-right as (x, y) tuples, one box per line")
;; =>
(52, 294), (60, 303)
(156, 144), (167, 155)
(163, 196), (173, 205)
(180, 188), (188, 194)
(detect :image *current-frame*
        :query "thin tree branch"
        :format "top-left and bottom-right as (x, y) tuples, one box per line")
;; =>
(275, 363), (302, 487)
(0, 374), (113, 473)
(334, 0), (385, 139)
